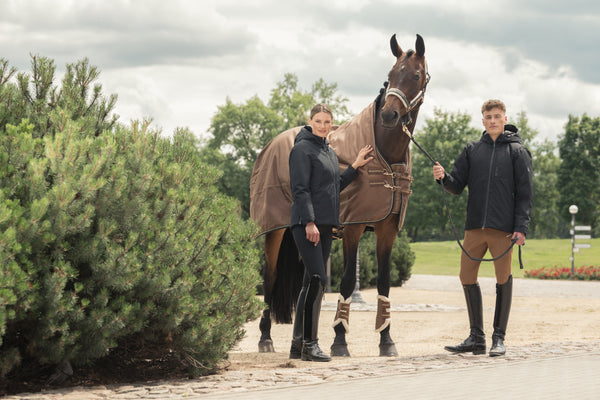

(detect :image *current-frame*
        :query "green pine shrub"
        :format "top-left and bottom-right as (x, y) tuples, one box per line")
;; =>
(0, 56), (262, 381)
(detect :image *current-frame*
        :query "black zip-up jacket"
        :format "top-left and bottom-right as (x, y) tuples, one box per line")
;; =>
(289, 126), (358, 227)
(440, 124), (533, 235)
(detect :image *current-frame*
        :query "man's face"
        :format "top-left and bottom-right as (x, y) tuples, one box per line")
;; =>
(482, 107), (507, 136)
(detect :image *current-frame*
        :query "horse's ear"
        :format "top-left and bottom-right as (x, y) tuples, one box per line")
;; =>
(415, 34), (425, 57)
(390, 34), (402, 58)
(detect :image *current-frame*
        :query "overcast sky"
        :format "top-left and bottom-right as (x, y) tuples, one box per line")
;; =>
(2, 0), (599, 143)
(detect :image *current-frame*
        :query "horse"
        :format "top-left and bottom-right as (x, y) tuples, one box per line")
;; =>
(249, 34), (429, 356)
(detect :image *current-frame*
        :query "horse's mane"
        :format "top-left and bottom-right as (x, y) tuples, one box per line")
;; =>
(376, 82), (387, 108)
(405, 49), (415, 58)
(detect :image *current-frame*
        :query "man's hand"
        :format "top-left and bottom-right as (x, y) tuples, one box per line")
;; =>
(512, 232), (525, 246)
(433, 162), (445, 180)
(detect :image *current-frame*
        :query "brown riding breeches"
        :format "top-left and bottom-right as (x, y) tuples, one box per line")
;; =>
(459, 228), (513, 285)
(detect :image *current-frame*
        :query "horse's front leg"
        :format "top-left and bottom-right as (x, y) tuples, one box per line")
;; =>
(258, 229), (284, 352)
(374, 215), (400, 356)
(331, 224), (365, 357)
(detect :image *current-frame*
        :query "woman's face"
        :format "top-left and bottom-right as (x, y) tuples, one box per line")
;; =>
(309, 111), (333, 138)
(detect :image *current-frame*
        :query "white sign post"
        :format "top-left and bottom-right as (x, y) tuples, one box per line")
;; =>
(569, 205), (592, 275)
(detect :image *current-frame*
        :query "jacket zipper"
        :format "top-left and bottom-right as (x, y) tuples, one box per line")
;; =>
(326, 145), (340, 217)
(482, 141), (496, 228)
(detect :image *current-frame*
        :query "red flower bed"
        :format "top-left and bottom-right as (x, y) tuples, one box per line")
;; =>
(524, 266), (600, 280)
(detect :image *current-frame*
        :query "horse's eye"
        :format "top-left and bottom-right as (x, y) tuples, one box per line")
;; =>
(414, 72), (421, 81)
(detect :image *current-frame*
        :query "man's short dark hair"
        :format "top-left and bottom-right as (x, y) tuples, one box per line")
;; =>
(481, 99), (506, 114)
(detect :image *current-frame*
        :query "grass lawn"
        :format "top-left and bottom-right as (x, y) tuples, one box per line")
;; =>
(410, 238), (600, 279)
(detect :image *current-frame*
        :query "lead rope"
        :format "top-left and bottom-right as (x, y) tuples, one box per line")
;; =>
(407, 128), (524, 269)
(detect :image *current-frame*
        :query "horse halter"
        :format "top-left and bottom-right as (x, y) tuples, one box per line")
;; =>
(384, 63), (430, 127)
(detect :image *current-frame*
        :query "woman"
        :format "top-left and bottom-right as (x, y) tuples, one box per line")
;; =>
(289, 103), (373, 362)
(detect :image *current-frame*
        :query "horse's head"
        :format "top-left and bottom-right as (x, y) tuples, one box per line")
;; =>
(380, 34), (429, 129)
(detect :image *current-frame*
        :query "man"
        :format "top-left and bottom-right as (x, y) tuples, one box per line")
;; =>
(432, 99), (533, 356)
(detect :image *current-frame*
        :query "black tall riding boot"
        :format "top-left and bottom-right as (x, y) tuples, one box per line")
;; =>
(489, 275), (513, 357)
(301, 275), (331, 362)
(445, 282), (486, 355)
(289, 286), (307, 359)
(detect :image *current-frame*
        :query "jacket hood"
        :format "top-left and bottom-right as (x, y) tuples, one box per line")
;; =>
(482, 124), (522, 144)
(294, 125), (329, 147)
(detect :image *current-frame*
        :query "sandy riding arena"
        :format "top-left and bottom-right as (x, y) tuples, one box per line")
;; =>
(232, 274), (600, 367)
(4, 274), (600, 400)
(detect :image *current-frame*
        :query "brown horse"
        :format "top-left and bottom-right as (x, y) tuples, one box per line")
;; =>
(249, 34), (429, 355)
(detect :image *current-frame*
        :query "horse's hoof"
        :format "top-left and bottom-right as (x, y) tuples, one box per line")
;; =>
(330, 343), (351, 357)
(379, 343), (398, 357)
(258, 339), (275, 353)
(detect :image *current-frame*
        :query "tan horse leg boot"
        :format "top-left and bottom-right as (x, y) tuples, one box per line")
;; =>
(332, 295), (351, 333)
(375, 295), (392, 333)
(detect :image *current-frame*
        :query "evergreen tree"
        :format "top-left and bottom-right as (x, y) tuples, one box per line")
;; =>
(0, 56), (262, 382)
(7, 56), (118, 138)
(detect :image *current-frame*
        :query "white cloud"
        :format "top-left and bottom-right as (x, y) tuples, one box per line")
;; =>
(1, 0), (599, 144)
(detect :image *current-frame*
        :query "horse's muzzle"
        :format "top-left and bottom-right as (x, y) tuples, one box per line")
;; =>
(380, 109), (400, 128)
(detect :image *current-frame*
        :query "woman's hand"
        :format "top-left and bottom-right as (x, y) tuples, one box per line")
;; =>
(305, 222), (320, 246)
(351, 145), (374, 169)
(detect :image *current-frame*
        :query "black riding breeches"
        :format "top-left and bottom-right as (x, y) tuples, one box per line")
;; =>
(291, 224), (333, 287)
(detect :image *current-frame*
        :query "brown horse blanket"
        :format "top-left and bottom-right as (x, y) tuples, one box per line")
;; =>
(249, 102), (412, 236)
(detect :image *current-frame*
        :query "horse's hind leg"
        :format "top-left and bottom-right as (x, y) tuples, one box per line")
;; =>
(258, 310), (274, 352)
(374, 215), (400, 356)
(331, 224), (365, 357)
(259, 229), (285, 352)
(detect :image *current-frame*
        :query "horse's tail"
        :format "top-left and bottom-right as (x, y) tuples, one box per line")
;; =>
(269, 228), (304, 324)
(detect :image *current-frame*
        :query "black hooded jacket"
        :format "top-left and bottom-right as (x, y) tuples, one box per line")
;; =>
(289, 126), (357, 227)
(440, 124), (533, 235)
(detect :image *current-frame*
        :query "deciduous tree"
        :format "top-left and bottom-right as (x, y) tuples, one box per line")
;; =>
(404, 109), (480, 241)
(557, 115), (600, 232)
(202, 73), (351, 218)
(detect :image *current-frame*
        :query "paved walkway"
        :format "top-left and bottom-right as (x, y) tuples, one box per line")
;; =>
(4, 275), (600, 400)
(202, 351), (600, 400)
(7, 342), (599, 400)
